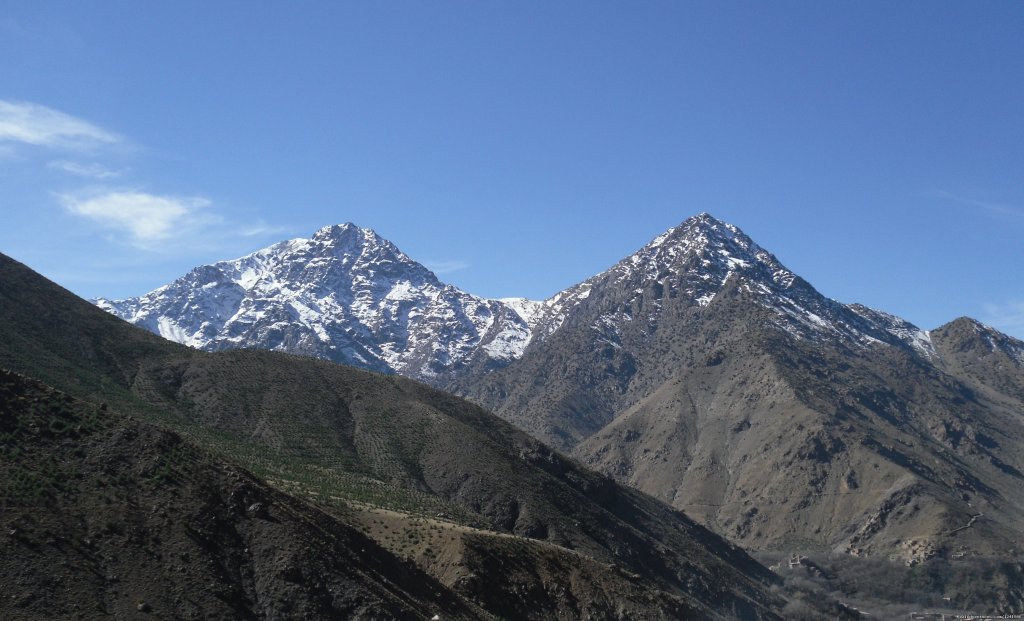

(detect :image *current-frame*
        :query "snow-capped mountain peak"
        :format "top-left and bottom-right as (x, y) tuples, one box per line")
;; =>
(311, 223), (413, 262)
(96, 223), (530, 379)
(519, 213), (944, 357)
(622, 212), (796, 297)
(519, 213), (799, 339)
(96, 214), (963, 383)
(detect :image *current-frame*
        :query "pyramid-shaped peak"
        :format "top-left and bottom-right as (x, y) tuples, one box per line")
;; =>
(312, 222), (364, 240)
(936, 316), (992, 334)
(308, 223), (438, 283)
(940, 316), (1022, 342)
(678, 212), (743, 238)
(645, 213), (755, 257)
(309, 223), (398, 253)
(690, 211), (725, 225)
(575, 211), (800, 310)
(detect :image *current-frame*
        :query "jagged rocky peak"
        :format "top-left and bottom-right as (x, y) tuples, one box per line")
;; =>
(651, 211), (748, 251)
(535, 212), (947, 356)
(571, 212), (798, 308)
(94, 223), (533, 380)
(636, 215), (941, 350)
(638, 212), (755, 260)
(311, 222), (391, 257)
(313, 221), (359, 239)
(308, 222), (367, 258)
(521, 213), (801, 342)
(300, 222), (440, 284)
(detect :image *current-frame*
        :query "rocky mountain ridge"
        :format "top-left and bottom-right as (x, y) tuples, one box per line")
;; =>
(98, 213), (964, 381)
(97, 223), (534, 381)
(517, 213), (942, 359)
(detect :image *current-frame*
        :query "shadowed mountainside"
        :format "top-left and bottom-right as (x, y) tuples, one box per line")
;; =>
(0, 369), (483, 621)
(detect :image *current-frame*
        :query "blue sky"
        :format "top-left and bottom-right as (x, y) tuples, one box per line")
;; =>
(1, 2), (1022, 337)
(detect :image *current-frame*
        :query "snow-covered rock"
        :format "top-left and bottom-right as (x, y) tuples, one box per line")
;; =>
(96, 223), (534, 379)
(96, 213), (949, 383)
(524, 212), (938, 356)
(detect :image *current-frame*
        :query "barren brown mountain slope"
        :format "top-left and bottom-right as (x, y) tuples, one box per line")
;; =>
(455, 216), (1024, 565)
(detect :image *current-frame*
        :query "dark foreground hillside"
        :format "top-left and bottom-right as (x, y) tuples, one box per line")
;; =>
(0, 369), (481, 620)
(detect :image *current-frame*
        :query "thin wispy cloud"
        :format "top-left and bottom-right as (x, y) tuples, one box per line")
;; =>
(425, 260), (470, 275)
(0, 100), (120, 150)
(60, 190), (215, 247)
(239, 221), (289, 238)
(934, 190), (1023, 220)
(48, 159), (122, 179)
(6, 100), (284, 257)
(60, 189), (287, 254)
(982, 300), (1024, 339)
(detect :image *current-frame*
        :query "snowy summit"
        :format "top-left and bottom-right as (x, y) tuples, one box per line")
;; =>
(97, 214), (944, 382)
(96, 223), (535, 380)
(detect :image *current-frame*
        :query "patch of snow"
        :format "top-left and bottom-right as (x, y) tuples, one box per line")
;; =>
(497, 297), (546, 328)
(846, 304), (937, 358)
(725, 256), (750, 270)
(482, 321), (531, 360)
(156, 317), (194, 347)
(385, 281), (422, 302)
